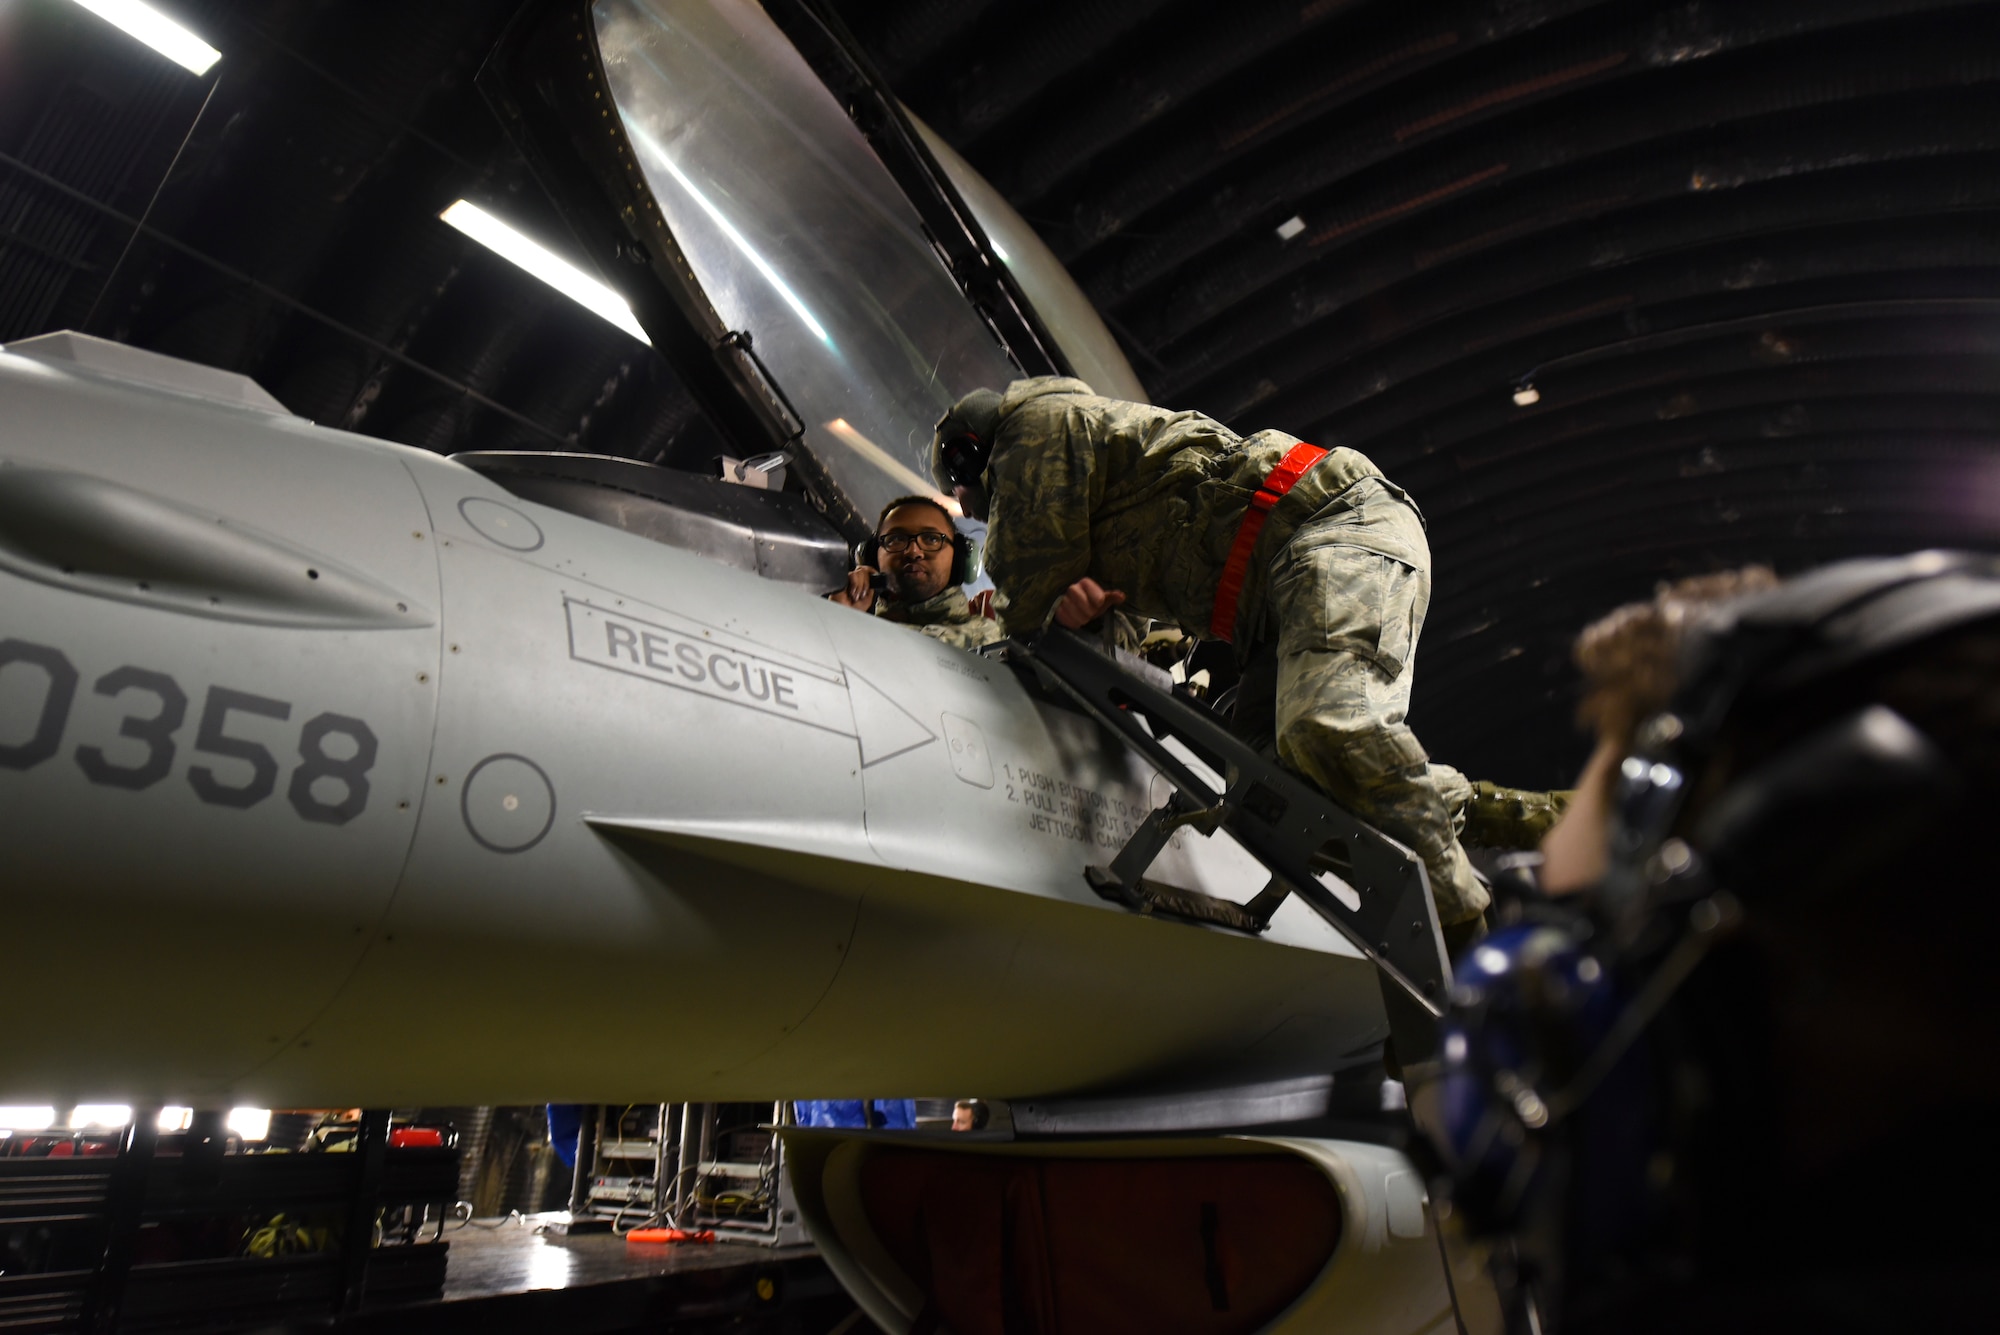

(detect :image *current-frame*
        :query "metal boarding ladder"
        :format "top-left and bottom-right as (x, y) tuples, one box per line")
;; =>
(999, 629), (1453, 1061)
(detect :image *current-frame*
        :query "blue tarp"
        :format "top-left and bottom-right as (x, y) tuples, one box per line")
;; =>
(792, 1099), (916, 1130)
(546, 1104), (582, 1167)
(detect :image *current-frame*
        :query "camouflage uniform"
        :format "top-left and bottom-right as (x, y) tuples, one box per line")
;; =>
(945, 376), (1487, 923)
(874, 584), (1006, 652)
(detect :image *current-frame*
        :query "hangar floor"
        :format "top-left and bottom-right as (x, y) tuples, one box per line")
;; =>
(330, 1226), (855, 1334)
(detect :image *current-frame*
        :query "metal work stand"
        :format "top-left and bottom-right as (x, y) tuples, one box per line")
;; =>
(568, 1105), (667, 1230)
(566, 1103), (805, 1246)
(1004, 629), (1453, 1063)
(690, 1103), (808, 1248)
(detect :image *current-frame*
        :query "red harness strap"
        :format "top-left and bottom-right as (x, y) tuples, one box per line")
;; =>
(1209, 442), (1329, 642)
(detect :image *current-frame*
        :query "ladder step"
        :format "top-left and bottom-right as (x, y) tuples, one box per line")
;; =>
(1084, 866), (1268, 934)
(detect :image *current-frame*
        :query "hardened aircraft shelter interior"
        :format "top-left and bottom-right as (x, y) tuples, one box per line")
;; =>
(1, 0), (1995, 1331)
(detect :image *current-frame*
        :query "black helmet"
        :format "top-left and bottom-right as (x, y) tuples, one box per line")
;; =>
(1424, 551), (2000, 1333)
(930, 387), (1003, 493)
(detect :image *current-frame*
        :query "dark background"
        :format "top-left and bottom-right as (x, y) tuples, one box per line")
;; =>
(4, 0), (1997, 786)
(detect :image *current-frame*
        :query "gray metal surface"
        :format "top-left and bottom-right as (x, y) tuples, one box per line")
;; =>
(453, 451), (848, 594)
(0, 336), (1385, 1110)
(1015, 628), (1453, 1062)
(1008, 1075), (1339, 1137)
(4, 331), (292, 415)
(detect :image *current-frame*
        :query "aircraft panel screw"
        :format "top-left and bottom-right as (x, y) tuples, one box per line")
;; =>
(417, 672), (429, 683)
(435, 776), (447, 786)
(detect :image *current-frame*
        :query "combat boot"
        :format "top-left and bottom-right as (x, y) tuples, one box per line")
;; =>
(1461, 781), (1572, 849)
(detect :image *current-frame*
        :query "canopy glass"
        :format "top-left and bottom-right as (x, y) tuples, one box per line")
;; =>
(593, 0), (1019, 521)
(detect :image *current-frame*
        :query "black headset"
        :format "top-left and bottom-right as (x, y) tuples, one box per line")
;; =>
(1601, 550), (2000, 916)
(1427, 550), (2000, 1332)
(854, 523), (972, 588)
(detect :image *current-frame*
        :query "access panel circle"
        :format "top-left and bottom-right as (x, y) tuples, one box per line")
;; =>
(457, 497), (545, 552)
(460, 753), (557, 853)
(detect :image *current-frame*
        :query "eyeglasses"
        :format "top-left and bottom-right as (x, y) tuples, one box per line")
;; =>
(877, 531), (952, 553)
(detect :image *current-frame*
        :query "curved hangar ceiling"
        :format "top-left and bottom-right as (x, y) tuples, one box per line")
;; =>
(858, 0), (2000, 784)
(2, 0), (1996, 787)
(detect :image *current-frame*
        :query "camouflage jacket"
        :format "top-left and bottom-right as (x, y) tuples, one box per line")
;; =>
(875, 584), (1005, 652)
(969, 377), (1398, 639)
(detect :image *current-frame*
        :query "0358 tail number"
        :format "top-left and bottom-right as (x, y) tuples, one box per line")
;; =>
(0, 637), (377, 826)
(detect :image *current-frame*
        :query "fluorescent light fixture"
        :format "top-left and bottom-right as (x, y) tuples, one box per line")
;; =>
(228, 1107), (272, 1141)
(989, 238), (1010, 263)
(158, 1107), (194, 1131)
(0, 1106), (58, 1131)
(823, 418), (957, 510)
(440, 200), (649, 344)
(1512, 383), (1541, 407)
(623, 123), (830, 344)
(68, 0), (220, 75)
(69, 1104), (132, 1129)
(1275, 215), (1307, 241)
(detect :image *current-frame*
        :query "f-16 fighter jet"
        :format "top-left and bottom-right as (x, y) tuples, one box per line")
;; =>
(0, 1), (1503, 1329)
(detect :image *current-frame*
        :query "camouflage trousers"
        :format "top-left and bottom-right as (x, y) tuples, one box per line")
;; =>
(1240, 480), (1490, 925)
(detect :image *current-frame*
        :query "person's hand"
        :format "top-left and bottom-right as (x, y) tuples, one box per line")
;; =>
(1053, 578), (1126, 629)
(829, 566), (878, 611)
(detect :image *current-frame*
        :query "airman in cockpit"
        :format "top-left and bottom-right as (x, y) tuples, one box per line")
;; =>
(828, 495), (1004, 652)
